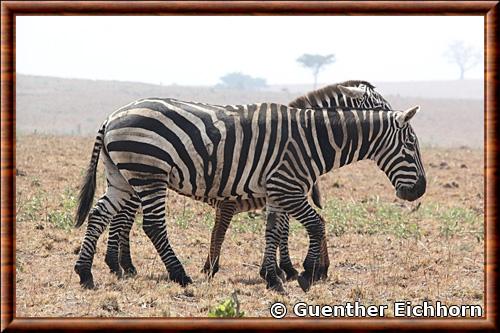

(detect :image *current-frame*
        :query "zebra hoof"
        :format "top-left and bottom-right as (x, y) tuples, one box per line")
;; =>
(170, 271), (193, 287)
(201, 263), (219, 278)
(297, 272), (313, 292)
(266, 279), (285, 294)
(279, 264), (299, 281)
(81, 278), (95, 290)
(104, 255), (118, 271)
(75, 265), (95, 290)
(107, 266), (123, 278)
(285, 268), (299, 281)
(123, 266), (137, 278)
(319, 267), (328, 280)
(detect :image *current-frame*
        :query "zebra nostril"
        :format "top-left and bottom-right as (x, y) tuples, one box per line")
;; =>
(396, 176), (426, 201)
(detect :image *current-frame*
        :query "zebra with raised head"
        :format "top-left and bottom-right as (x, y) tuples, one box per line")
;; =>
(102, 80), (392, 282)
(74, 83), (426, 293)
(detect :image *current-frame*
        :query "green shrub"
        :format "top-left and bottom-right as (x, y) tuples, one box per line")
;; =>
(47, 188), (77, 230)
(208, 292), (244, 318)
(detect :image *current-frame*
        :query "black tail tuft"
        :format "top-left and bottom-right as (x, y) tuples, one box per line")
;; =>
(311, 183), (323, 209)
(75, 163), (97, 228)
(75, 122), (105, 228)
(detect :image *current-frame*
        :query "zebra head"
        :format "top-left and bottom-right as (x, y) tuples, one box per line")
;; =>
(337, 81), (392, 110)
(374, 106), (426, 202)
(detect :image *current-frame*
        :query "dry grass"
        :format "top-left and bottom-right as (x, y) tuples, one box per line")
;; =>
(15, 135), (484, 317)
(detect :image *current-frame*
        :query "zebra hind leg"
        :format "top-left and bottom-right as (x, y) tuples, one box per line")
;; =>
(74, 187), (133, 289)
(118, 195), (140, 277)
(104, 212), (124, 278)
(278, 214), (299, 281)
(202, 201), (236, 278)
(318, 215), (330, 280)
(104, 195), (140, 278)
(139, 184), (192, 287)
(118, 213), (139, 276)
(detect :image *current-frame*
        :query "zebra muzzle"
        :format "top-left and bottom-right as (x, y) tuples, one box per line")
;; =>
(396, 176), (426, 201)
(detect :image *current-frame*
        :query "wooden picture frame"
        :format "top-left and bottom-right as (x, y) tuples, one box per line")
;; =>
(1, 1), (498, 331)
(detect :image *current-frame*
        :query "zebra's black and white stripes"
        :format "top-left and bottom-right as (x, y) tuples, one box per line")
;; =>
(74, 80), (426, 292)
(102, 80), (391, 281)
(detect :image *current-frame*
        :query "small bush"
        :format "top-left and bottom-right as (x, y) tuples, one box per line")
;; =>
(208, 292), (244, 318)
(47, 188), (77, 230)
(18, 191), (45, 223)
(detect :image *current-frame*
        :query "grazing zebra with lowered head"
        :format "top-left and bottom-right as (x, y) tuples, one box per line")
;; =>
(74, 85), (426, 293)
(102, 80), (393, 282)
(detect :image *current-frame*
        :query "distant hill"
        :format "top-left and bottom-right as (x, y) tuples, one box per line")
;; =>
(16, 74), (483, 148)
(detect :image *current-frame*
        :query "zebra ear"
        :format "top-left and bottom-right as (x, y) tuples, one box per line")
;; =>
(338, 85), (365, 99)
(396, 105), (420, 125)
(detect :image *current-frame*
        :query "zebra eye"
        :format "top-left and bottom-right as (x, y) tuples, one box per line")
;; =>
(405, 134), (416, 149)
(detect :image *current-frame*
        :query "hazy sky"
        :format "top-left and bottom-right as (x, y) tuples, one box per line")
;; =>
(17, 16), (484, 85)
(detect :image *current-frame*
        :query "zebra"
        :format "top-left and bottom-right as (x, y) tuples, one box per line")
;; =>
(74, 84), (426, 293)
(102, 80), (392, 282)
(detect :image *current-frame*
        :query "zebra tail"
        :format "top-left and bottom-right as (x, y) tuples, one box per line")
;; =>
(311, 183), (323, 209)
(75, 121), (106, 228)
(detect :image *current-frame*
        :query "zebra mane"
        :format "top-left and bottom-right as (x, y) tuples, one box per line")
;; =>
(289, 80), (376, 109)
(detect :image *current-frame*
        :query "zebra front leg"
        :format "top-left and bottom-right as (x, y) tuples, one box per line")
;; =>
(139, 185), (192, 287)
(75, 188), (131, 289)
(202, 201), (236, 278)
(278, 214), (299, 281)
(295, 208), (325, 292)
(277, 195), (325, 292)
(259, 207), (286, 293)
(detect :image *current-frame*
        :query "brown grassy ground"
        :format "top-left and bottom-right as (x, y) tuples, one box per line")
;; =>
(15, 135), (484, 317)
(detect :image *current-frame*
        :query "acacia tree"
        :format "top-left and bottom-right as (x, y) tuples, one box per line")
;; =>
(445, 41), (480, 80)
(297, 53), (335, 88)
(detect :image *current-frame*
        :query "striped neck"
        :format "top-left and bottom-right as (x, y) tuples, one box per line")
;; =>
(312, 109), (393, 174)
